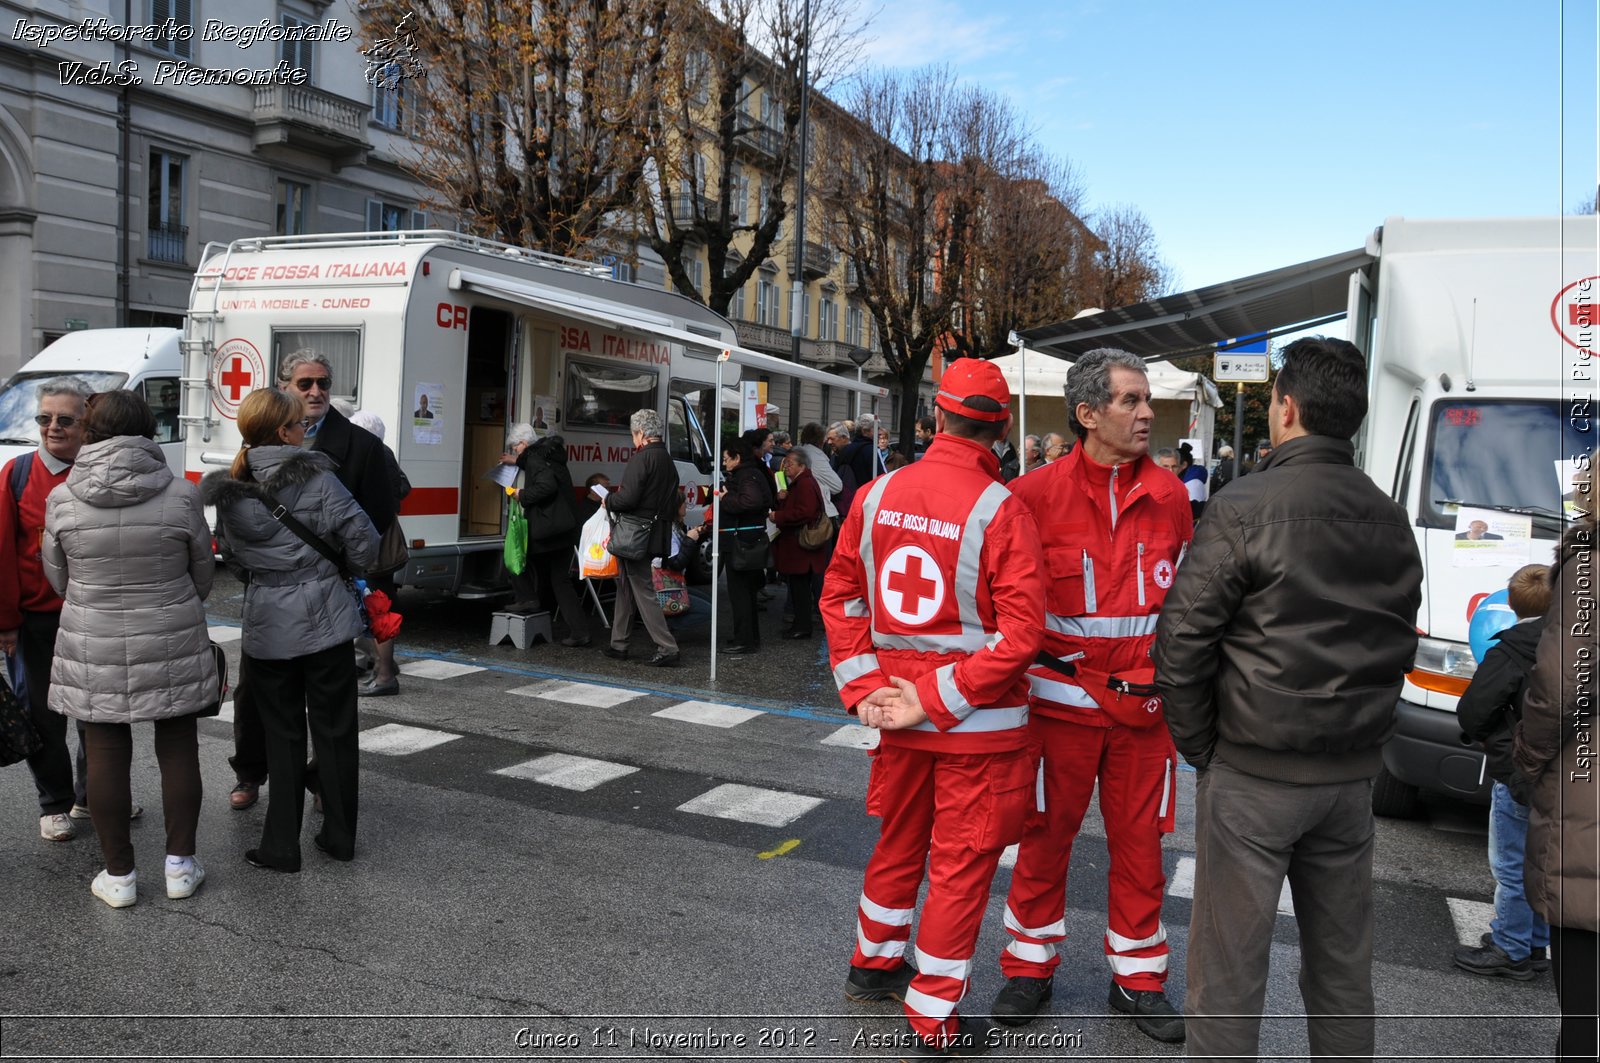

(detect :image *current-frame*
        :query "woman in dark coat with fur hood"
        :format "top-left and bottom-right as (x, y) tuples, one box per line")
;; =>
(506, 423), (592, 647)
(200, 388), (377, 874)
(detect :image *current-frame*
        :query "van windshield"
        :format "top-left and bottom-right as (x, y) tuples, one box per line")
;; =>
(1423, 399), (1595, 535)
(0, 371), (130, 444)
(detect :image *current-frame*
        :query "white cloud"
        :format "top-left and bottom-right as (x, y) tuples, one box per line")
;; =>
(849, 0), (1019, 68)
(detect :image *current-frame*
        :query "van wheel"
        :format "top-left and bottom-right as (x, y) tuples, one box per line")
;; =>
(1372, 765), (1421, 818)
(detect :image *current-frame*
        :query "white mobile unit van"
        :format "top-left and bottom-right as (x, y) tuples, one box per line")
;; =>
(181, 231), (881, 598)
(0, 327), (185, 475)
(1351, 216), (1595, 814)
(1019, 215), (1598, 815)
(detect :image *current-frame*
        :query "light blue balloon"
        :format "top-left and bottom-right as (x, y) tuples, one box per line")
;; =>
(1468, 589), (1519, 664)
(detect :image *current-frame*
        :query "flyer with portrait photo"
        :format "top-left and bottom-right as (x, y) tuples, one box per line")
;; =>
(412, 383), (444, 445)
(1451, 506), (1533, 568)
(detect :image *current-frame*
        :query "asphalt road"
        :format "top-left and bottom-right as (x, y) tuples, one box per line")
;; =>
(0, 576), (1558, 1061)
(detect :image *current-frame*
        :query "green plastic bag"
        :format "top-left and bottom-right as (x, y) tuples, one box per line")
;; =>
(505, 502), (529, 576)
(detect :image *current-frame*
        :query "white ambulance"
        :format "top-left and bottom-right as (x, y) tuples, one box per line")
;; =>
(180, 230), (882, 598)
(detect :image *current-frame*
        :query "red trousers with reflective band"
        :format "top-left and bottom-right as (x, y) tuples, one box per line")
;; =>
(1001, 715), (1177, 991)
(852, 742), (1034, 1047)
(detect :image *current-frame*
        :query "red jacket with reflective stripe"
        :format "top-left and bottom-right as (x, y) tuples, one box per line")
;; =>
(821, 433), (1046, 753)
(0, 451), (69, 630)
(1008, 447), (1193, 727)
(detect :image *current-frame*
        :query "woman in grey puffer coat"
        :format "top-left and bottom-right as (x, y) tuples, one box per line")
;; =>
(42, 390), (217, 908)
(200, 388), (377, 874)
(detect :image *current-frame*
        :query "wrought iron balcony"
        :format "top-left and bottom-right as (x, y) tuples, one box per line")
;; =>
(146, 222), (188, 264)
(789, 240), (833, 279)
(670, 193), (718, 227)
(732, 113), (784, 162)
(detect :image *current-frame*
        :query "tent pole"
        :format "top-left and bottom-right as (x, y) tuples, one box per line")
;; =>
(710, 353), (727, 682)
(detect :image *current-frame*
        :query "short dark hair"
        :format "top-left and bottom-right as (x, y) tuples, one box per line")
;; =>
(723, 438), (758, 464)
(1274, 337), (1368, 439)
(917, 416), (935, 433)
(799, 422), (826, 447)
(84, 390), (157, 443)
(940, 395), (1006, 443)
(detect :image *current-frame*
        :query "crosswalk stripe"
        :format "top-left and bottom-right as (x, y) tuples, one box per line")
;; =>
(677, 783), (824, 827)
(1447, 897), (1495, 947)
(400, 659), (487, 680)
(509, 680), (647, 708)
(820, 724), (879, 749)
(1167, 856), (1296, 916)
(654, 700), (764, 728)
(358, 723), (462, 756)
(207, 625), (243, 643)
(496, 753), (639, 791)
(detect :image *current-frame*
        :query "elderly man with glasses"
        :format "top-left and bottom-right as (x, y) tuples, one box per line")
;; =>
(0, 377), (97, 843)
(226, 351), (404, 811)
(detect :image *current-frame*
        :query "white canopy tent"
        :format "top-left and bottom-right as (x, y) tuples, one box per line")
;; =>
(991, 348), (1223, 467)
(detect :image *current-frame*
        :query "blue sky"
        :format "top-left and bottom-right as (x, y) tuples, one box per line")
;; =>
(847, 1), (1598, 298)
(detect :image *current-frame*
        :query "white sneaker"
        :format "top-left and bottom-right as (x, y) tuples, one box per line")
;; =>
(91, 869), (137, 908)
(40, 813), (75, 842)
(69, 803), (144, 820)
(166, 857), (205, 900)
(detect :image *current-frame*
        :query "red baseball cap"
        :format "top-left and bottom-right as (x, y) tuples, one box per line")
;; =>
(935, 358), (1011, 422)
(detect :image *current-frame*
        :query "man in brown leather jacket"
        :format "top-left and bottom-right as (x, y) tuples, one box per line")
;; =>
(1153, 336), (1423, 1062)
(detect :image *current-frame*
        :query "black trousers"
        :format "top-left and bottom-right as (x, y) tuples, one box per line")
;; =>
(246, 642), (359, 868)
(783, 573), (815, 635)
(528, 548), (593, 642)
(1553, 925), (1599, 1060)
(19, 610), (74, 815)
(229, 653), (269, 787)
(727, 567), (766, 648)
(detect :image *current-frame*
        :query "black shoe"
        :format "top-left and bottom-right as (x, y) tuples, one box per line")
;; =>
(505, 600), (542, 615)
(783, 628), (812, 640)
(1455, 941), (1535, 980)
(844, 961), (916, 1003)
(244, 849), (300, 873)
(901, 1016), (998, 1059)
(990, 975), (1052, 1027)
(647, 651), (680, 667)
(1481, 931), (1550, 973)
(560, 637), (592, 648)
(601, 645), (629, 660)
(313, 833), (354, 862)
(1108, 982), (1185, 1043)
(723, 643), (753, 655)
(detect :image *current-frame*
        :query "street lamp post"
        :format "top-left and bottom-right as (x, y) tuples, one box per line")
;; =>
(847, 346), (872, 421)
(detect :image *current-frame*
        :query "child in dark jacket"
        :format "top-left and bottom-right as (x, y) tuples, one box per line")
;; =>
(1452, 563), (1552, 980)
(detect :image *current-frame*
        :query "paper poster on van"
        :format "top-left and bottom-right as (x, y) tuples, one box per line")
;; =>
(1451, 506), (1532, 567)
(412, 383), (444, 444)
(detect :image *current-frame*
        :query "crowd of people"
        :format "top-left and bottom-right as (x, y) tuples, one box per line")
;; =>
(3, 349), (404, 899)
(4, 334), (1593, 1061)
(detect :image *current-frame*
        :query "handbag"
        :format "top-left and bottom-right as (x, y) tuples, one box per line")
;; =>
(652, 564), (690, 616)
(607, 511), (655, 561)
(724, 528), (771, 572)
(189, 640), (229, 719)
(0, 654), (40, 767)
(505, 504), (529, 575)
(373, 520), (410, 576)
(797, 513), (832, 550)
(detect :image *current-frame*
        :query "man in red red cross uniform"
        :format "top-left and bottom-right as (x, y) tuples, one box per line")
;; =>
(989, 348), (1193, 1044)
(823, 357), (1045, 1058)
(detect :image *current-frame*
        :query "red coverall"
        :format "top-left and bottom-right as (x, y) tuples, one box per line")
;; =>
(1000, 447), (1193, 992)
(822, 432), (1045, 1049)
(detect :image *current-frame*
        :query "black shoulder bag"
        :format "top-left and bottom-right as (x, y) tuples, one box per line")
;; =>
(262, 492), (371, 635)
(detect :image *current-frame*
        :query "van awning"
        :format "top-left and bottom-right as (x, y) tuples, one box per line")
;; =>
(1020, 246), (1375, 360)
(449, 267), (889, 398)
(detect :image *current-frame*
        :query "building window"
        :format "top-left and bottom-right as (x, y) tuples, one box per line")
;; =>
(147, 149), (187, 264)
(276, 180), (308, 236)
(846, 304), (864, 347)
(756, 276), (780, 327)
(279, 12), (316, 82)
(372, 67), (406, 131)
(688, 257), (705, 293)
(790, 289), (810, 336)
(759, 179), (781, 239)
(148, 0), (193, 58)
(728, 169), (747, 224)
(819, 297), (837, 342)
(366, 199), (424, 232)
(820, 384), (831, 421)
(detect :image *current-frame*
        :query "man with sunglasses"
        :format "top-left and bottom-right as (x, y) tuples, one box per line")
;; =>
(0, 378), (95, 842)
(226, 351), (403, 809)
